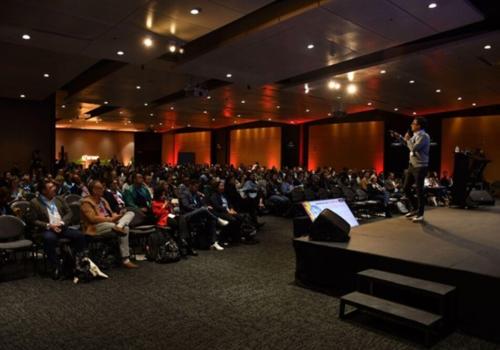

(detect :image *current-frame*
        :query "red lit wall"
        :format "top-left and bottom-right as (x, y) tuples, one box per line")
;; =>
(308, 121), (384, 172)
(441, 115), (500, 182)
(162, 131), (211, 165)
(230, 127), (281, 168)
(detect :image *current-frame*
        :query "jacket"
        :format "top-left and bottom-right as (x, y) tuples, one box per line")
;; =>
(80, 196), (113, 235)
(180, 191), (204, 213)
(406, 130), (430, 168)
(209, 192), (232, 214)
(123, 185), (152, 209)
(29, 196), (72, 232)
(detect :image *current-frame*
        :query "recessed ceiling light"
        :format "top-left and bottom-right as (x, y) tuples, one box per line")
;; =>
(136, 85), (141, 89)
(237, 114), (241, 117)
(276, 105), (280, 109)
(306, 109), (310, 113)
(104, 101), (109, 105)
(170, 106), (174, 110)
(117, 50), (124, 56)
(212, 118), (215, 121)
(150, 113), (154, 116)
(143, 37), (153, 47)
(484, 44), (492, 50)
(436, 89), (441, 93)
(241, 100), (246, 104)
(457, 97), (462, 101)
(207, 95), (211, 99)
(226, 73), (232, 78)
(428, 3), (437, 9)
(328, 113), (332, 117)
(346, 83), (357, 94)
(347, 72), (355, 82)
(367, 102), (372, 106)
(187, 124), (191, 127)
(268, 118), (272, 121)
(61, 104), (66, 108)
(394, 108), (399, 111)
(412, 112), (417, 115)
(380, 69), (387, 74)
(20, 94), (26, 98)
(168, 43), (176, 53)
(203, 110), (208, 114)
(22, 34), (30, 40)
(307, 43), (314, 49)
(43, 73), (50, 78)
(144, 102), (148, 106)
(409, 80), (415, 84)
(179, 48), (184, 54)
(190, 8), (201, 15)
(472, 102), (477, 106)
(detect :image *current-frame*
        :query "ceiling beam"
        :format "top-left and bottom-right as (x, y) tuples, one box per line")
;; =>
(84, 105), (119, 120)
(149, 79), (231, 107)
(161, 0), (328, 64)
(276, 19), (499, 88)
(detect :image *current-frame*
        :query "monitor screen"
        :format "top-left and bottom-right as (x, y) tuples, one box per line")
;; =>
(302, 198), (359, 227)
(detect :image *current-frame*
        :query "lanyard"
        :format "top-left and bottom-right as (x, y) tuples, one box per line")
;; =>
(40, 196), (57, 215)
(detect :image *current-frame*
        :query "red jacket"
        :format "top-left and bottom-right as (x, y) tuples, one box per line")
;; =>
(152, 200), (170, 227)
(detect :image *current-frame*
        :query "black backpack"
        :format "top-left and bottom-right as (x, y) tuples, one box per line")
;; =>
(146, 231), (181, 263)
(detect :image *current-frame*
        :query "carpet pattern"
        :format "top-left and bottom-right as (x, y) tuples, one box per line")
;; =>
(0, 216), (498, 350)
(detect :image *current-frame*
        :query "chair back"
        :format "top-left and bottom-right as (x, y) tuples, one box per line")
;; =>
(126, 207), (147, 227)
(0, 215), (26, 241)
(65, 194), (82, 205)
(68, 203), (81, 226)
(10, 200), (31, 218)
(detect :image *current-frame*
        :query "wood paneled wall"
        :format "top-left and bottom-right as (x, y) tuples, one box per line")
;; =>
(441, 115), (500, 182)
(229, 127), (281, 168)
(171, 131), (211, 165)
(308, 121), (384, 172)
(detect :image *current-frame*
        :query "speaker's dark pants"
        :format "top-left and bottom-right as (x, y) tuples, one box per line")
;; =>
(42, 227), (87, 266)
(403, 165), (428, 216)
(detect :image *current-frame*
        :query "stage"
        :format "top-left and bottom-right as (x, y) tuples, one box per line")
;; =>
(294, 205), (500, 342)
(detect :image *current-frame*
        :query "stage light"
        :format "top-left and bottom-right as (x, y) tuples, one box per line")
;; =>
(61, 105), (66, 108)
(170, 106), (174, 110)
(328, 80), (341, 90)
(241, 100), (246, 104)
(150, 113), (154, 116)
(394, 108), (399, 111)
(306, 109), (310, 113)
(203, 110), (208, 114)
(276, 105), (280, 109)
(346, 84), (357, 94)
(413, 112), (417, 115)
(179, 47), (184, 54)
(143, 37), (153, 47)
(268, 118), (272, 121)
(190, 8), (201, 15)
(207, 95), (211, 99)
(212, 118), (215, 121)
(144, 102), (148, 106)
(304, 83), (310, 94)
(22, 34), (30, 40)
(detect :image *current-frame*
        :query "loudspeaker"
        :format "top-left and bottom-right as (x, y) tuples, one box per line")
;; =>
(310, 209), (350, 242)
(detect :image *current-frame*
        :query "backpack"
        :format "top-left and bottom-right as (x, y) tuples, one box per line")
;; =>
(146, 231), (181, 263)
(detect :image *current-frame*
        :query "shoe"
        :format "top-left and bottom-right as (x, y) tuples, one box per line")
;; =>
(122, 260), (139, 269)
(112, 225), (127, 236)
(210, 242), (224, 251)
(405, 211), (417, 219)
(217, 218), (229, 226)
(412, 216), (424, 223)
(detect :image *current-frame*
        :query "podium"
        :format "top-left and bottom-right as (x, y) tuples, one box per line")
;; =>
(450, 152), (491, 207)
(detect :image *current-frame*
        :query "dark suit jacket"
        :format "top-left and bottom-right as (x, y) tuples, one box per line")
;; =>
(209, 192), (232, 214)
(180, 191), (204, 213)
(29, 196), (72, 232)
(103, 190), (120, 214)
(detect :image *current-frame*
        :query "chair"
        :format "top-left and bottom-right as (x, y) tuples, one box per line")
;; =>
(126, 207), (157, 258)
(68, 202), (81, 229)
(0, 215), (34, 276)
(64, 194), (82, 205)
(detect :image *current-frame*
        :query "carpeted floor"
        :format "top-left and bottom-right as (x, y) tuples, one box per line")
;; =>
(0, 216), (498, 350)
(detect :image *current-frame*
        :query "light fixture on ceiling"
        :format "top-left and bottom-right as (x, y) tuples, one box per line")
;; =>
(241, 100), (246, 104)
(413, 112), (417, 115)
(472, 102), (477, 106)
(212, 118), (215, 121)
(43, 73), (50, 78)
(69, 119), (72, 123)
(168, 42), (177, 53)
(304, 83), (310, 94)
(226, 73), (232, 78)
(190, 8), (201, 15)
(22, 34), (30, 40)
(346, 83), (357, 94)
(367, 102), (372, 106)
(394, 108), (399, 111)
(143, 37), (153, 47)
(203, 110), (208, 114)
(61, 104), (66, 108)
(117, 50), (124, 56)
(20, 94), (26, 98)
(104, 101), (109, 105)
(328, 80), (341, 90)
(159, 122), (163, 126)
(457, 97), (462, 101)
(276, 105), (280, 109)
(436, 89), (441, 93)
(380, 69), (387, 74)
(268, 118), (272, 121)
(328, 113), (332, 117)
(428, 3), (437, 9)
(136, 85), (141, 89)
(409, 80), (415, 84)
(307, 43), (314, 50)
(347, 72), (355, 82)
(237, 114), (241, 117)
(207, 95), (212, 99)
(187, 124), (191, 127)
(484, 44), (492, 50)
(170, 106), (174, 110)
(234, 121), (237, 124)
(144, 102), (148, 106)
(150, 113), (154, 116)
(119, 111), (123, 115)
(179, 47), (184, 54)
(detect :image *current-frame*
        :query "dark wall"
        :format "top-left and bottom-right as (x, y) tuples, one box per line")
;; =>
(211, 128), (229, 165)
(281, 124), (300, 168)
(134, 132), (162, 166)
(0, 96), (55, 173)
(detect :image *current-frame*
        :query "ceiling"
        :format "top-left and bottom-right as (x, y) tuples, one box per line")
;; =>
(0, 0), (499, 132)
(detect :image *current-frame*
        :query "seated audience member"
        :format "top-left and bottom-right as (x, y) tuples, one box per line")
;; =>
(104, 179), (126, 214)
(209, 180), (244, 244)
(425, 171), (449, 206)
(384, 172), (400, 194)
(366, 175), (392, 217)
(440, 170), (453, 188)
(266, 173), (292, 216)
(70, 174), (89, 197)
(80, 180), (138, 269)
(124, 173), (152, 213)
(29, 180), (87, 277)
(0, 186), (14, 216)
(240, 173), (265, 228)
(180, 179), (227, 251)
(359, 171), (371, 191)
(144, 174), (154, 199)
(151, 186), (196, 256)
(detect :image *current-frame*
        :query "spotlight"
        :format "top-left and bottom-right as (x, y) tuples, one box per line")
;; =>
(144, 102), (148, 106)
(143, 37), (153, 47)
(61, 105), (66, 108)
(457, 97), (462, 101)
(241, 100), (245, 104)
(472, 102), (477, 106)
(346, 84), (357, 94)
(367, 102), (372, 106)
(179, 47), (184, 54)
(394, 108), (399, 111)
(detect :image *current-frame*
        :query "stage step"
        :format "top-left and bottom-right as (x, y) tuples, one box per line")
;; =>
(340, 292), (441, 346)
(357, 269), (456, 296)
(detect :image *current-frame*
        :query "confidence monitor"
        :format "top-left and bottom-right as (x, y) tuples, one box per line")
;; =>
(302, 199), (358, 242)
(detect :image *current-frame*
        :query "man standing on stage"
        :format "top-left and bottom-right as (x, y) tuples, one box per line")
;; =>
(401, 117), (430, 222)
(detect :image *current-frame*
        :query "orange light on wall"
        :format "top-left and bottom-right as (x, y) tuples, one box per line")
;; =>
(173, 131), (211, 164)
(161, 133), (175, 165)
(308, 121), (384, 172)
(230, 127), (281, 168)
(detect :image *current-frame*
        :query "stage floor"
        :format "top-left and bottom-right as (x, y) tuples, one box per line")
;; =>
(297, 205), (500, 279)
